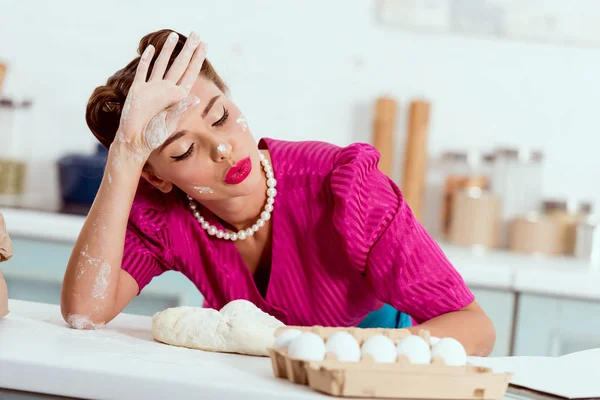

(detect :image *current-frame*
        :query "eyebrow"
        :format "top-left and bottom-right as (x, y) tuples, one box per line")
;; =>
(202, 95), (220, 118)
(159, 95), (221, 154)
(158, 131), (187, 154)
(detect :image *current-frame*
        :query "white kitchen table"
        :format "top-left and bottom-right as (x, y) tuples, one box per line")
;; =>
(0, 299), (547, 400)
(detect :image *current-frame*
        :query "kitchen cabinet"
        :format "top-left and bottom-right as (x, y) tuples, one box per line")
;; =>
(470, 287), (515, 357)
(513, 294), (600, 357)
(2, 237), (204, 317)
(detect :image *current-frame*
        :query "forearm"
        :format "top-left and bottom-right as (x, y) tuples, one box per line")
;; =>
(407, 308), (496, 356)
(61, 143), (144, 323)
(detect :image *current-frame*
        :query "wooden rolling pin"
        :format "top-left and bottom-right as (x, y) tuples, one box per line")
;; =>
(372, 97), (397, 177)
(402, 100), (431, 221)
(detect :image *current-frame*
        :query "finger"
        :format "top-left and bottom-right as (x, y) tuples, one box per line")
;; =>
(134, 45), (155, 85)
(149, 31), (179, 81)
(165, 31), (200, 83)
(178, 42), (207, 91)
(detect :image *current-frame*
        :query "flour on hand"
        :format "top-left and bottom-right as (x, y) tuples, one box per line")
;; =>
(151, 299), (284, 356)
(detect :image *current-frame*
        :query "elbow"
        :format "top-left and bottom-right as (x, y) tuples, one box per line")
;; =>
(60, 297), (108, 331)
(61, 306), (107, 330)
(476, 315), (497, 357)
(60, 279), (108, 330)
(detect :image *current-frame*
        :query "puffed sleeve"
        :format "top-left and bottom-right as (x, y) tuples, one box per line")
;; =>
(330, 143), (474, 323)
(121, 183), (173, 293)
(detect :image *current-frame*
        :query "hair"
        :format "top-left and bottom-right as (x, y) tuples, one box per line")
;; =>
(86, 29), (228, 149)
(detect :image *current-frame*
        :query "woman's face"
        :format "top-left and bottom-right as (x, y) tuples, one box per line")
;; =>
(145, 76), (262, 201)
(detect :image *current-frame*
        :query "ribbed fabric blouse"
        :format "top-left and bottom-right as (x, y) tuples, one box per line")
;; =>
(121, 138), (474, 326)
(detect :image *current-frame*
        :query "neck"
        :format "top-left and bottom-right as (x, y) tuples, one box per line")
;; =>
(200, 150), (270, 231)
(204, 187), (267, 231)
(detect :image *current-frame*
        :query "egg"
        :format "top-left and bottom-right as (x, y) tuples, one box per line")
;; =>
(360, 335), (396, 363)
(396, 335), (432, 364)
(431, 337), (467, 366)
(273, 329), (302, 350)
(429, 336), (440, 346)
(325, 331), (361, 362)
(287, 332), (326, 361)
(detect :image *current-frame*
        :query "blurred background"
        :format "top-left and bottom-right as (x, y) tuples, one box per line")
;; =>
(1, 0), (600, 358)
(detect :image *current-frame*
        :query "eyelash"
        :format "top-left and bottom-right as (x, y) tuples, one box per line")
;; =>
(213, 106), (229, 127)
(172, 143), (195, 162)
(171, 107), (229, 162)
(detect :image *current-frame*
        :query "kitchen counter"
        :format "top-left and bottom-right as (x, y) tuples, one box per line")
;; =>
(4, 299), (600, 400)
(2, 207), (600, 301)
(0, 299), (528, 400)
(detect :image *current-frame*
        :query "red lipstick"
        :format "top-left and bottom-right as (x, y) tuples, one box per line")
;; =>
(224, 156), (252, 185)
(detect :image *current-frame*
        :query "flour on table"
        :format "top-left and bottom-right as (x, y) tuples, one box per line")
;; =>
(151, 299), (284, 356)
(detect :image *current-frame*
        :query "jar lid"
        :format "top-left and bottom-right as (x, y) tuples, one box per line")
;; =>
(579, 201), (594, 215)
(494, 147), (543, 163)
(0, 98), (33, 109)
(441, 149), (494, 165)
(543, 198), (594, 215)
(542, 199), (567, 213)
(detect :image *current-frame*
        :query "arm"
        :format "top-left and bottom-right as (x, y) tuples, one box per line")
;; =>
(330, 143), (495, 356)
(407, 301), (496, 356)
(61, 32), (206, 328)
(60, 145), (145, 327)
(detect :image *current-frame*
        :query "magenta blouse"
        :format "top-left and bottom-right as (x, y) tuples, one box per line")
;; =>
(122, 138), (474, 326)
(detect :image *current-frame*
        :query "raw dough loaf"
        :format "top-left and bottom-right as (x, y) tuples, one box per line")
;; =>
(152, 299), (285, 356)
(0, 212), (13, 318)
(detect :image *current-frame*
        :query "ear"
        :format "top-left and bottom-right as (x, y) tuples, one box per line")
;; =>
(141, 165), (174, 194)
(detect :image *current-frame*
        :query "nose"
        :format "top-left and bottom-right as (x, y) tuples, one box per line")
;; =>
(211, 141), (233, 162)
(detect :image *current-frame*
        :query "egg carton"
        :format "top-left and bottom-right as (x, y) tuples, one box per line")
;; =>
(268, 326), (512, 400)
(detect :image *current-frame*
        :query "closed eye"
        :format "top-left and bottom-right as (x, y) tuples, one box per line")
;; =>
(212, 106), (229, 127)
(171, 143), (195, 161)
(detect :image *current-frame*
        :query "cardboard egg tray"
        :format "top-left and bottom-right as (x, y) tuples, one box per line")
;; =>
(268, 326), (511, 400)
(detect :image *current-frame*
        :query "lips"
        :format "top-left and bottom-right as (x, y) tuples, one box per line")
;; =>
(224, 156), (252, 185)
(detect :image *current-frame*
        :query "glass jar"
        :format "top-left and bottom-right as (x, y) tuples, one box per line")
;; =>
(491, 147), (544, 248)
(0, 97), (33, 207)
(575, 216), (600, 264)
(448, 187), (501, 249)
(542, 198), (594, 255)
(509, 212), (567, 256)
(440, 150), (493, 238)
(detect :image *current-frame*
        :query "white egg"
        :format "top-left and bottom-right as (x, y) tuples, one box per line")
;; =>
(288, 332), (326, 361)
(431, 337), (467, 366)
(273, 329), (302, 350)
(360, 335), (396, 363)
(396, 335), (432, 364)
(325, 331), (361, 362)
(429, 336), (440, 346)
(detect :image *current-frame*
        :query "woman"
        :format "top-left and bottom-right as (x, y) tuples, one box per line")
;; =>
(60, 29), (495, 356)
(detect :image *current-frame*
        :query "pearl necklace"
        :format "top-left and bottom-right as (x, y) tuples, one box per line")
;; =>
(187, 153), (277, 241)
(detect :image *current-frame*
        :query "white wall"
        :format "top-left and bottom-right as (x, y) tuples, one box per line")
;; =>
(1, 0), (599, 215)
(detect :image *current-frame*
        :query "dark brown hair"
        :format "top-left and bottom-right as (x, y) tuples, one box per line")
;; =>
(86, 29), (228, 149)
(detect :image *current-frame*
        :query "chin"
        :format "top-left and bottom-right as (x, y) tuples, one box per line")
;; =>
(229, 164), (263, 197)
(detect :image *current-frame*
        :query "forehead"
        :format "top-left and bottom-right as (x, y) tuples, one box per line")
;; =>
(189, 76), (223, 101)
(169, 77), (224, 131)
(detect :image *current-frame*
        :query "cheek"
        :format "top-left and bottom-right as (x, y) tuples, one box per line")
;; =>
(235, 112), (249, 132)
(173, 161), (218, 191)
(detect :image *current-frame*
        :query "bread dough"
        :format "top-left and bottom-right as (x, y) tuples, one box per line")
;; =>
(0, 270), (8, 318)
(0, 213), (12, 262)
(0, 212), (12, 318)
(152, 299), (285, 356)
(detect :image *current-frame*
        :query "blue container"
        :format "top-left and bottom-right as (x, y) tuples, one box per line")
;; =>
(58, 144), (108, 213)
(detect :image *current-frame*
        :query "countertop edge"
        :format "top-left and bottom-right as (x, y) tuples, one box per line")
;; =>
(2, 208), (600, 301)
